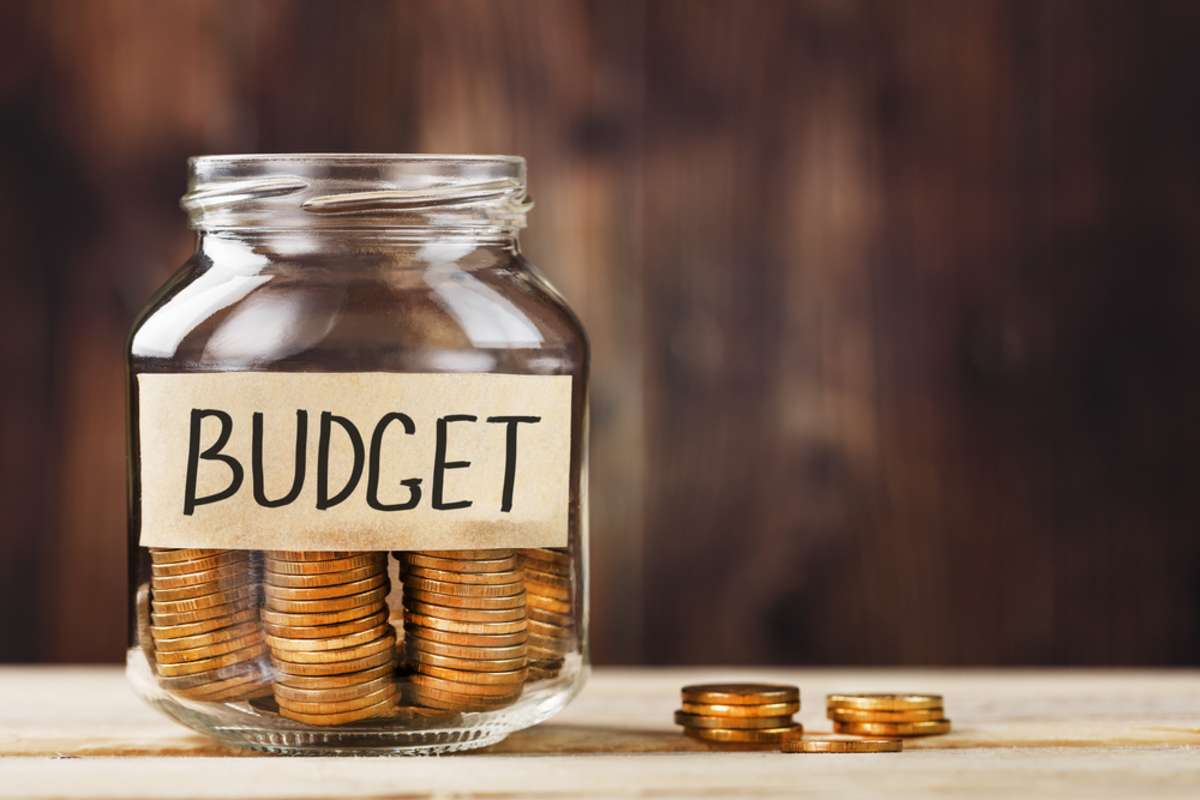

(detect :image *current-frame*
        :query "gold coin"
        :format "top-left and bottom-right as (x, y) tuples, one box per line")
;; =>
(401, 575), (524, 597)
(403, 566), (523, 586)
(412, 549), (515, 560)
(153, 620), (261, 652)
(152, 563), (253, 590)
(833, 719), (951, 737)
(413, 664), (527, 686)
(150, 551), (248, 577)
(525, 593), (572, 614)
(267, 550), (359, 562)
(149, 583), (258, 614)
(519, 548), (570, 568)
(273, 661), (395, 690)
(681, 701), (801, 718)
(261, 602), (386, 628)
(406, 635), (527, 661)
(674, 711), (797, 730)
(266, 553), (384, 575)
(151, 597), (257, 626)
(403, 553), (519, 573)
(265, 623), (391, 653)
(262, 609), (387, 640)
(782, 736), (903, 753)
(149, 547), (225, 564)
(527, 666), (561, 681)
(682, 683), (800, 706)
(405, 624), (528, 648)
(403, 587), (526, 611)
(407, 648), (526, 672)
(403, 600), (526, 624)
(150, 577), (255, 602)
(279, 695), (398, 726)
(271, 632), (396, 665)
(271, 646), (395, 677)
(194, 678), (273, 703)
(521, 561), (569, 580)
(527, 607), (573, 627)
(155, 642), (267, 677)
(265, 585), (389, 614)
(523, 580), (571, 601)
(407, 684), (519, 709)
(409, 673), (525, 697)
(829, 706), (945, 723)
(263, 573), (387, 601)
(274, 674), (396, 704)
(155, 660), (265, 690)
(265, 564), (382, 588)
(521, 567), (570, 588)
(826, 693), (943, 711)
(527, 619), (573, 639)
(277, 683), (398, 715)
(154, 631), (262, 665)
(172, 671), (267, 699)
(526, 633), (575, 654)
(150, 608), (258, 639)
(684, 725), (800, 744)
(406, 613), (527, 636)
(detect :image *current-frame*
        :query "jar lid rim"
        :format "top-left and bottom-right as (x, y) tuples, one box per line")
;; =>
(189, 153), (525, 166)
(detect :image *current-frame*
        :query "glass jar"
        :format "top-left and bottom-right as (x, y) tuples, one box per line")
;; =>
(126, 154), (588, 755)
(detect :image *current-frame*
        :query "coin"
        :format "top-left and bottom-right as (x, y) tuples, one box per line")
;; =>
(150, 608), (258, 639)
(403, 553), (519, 573)
(414, 549), (515, 560)
(270, 632), (395, 665)
(407, 649), (527, 672)
(829, 706), (945, 723)
(273, 661), (395, 690)
(826, 693), (943, 711)
(277, 683), (398, 715)
(265, 585), (389, 614)
(409, 673), (525, 697)
(406, 635), (527, 661)
(154, 631), (263, 664)
(415, 665), (527, 686)
(263, 572), (387, 601)
(521, 567), (570, 588)
(403, 600), (526, 623)
(193, 678), (273, 703)
(782, 736), (903, 753)
(682, 683), (800, 706)
(153, 620), (261, 652)
(150, 577), (256, 602)
(279, 695), (398, 725)
(406, 684), (519, 709)
(268, 550), (359, 562)
(684, 725), (800, 744)
(155, 660), (265, 690)
(524, 593), (572, 614)
(265, 564), (382, 588)
(527, 607), (573, 627)
(261, 602), (384, 628)
(150, 551), (249, 577)
(405, 625), (528, 648)
(524, 580), (571, 601)
(265, 624), (391, 652)
(149, 583), (258, 614)
(526, 633), (574, 654)
(403, 587), (526, 610)
(149, 547), (225, 564)
(403, 566), (524, 585)
(262, 609), (388, 640)
(271, 646), (395, 677)
(833, 719), (951, 737)
(402, 576), (525, 597)
(151, 597), (257, 626)
(675, 712), (796, 730)
(680, 701), (801, 718)
(520, 548), (570, 569)
(172, 671), (268, 699)
(527, 619), (572, 639)
(273, 674), (396, 704)
(153, 563), (253, 590)
(406, 613), (527, 636)
(266, 553), (384, 575)
(155, 642), (267, 677)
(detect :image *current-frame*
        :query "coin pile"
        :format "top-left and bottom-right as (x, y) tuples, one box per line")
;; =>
(519, 548), (575, 679)
(262, 551), (399, 726)
(398, 549), (529, 712)
(827, 693), (951, 737)
(676, 683), (802, 745)
(147, 547), (269, 702)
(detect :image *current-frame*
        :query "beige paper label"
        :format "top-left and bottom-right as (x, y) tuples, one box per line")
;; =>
(137, 372), (572, 550)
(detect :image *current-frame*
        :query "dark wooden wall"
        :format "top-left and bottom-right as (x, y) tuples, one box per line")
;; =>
(2, 0), (1198, 665)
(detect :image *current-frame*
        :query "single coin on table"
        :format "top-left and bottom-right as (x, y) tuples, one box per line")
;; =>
(833, 718), (951, 737)
(782, 736), (903, 753)
(826, 693), (942, 711)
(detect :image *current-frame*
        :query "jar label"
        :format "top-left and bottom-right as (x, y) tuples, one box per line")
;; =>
(137, 372), (573, 550)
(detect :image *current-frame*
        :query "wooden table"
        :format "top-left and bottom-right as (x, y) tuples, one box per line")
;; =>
(0, 666), (1197, 798)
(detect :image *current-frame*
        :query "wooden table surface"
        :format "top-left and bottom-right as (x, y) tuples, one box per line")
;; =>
(0, 666), (1197, 798)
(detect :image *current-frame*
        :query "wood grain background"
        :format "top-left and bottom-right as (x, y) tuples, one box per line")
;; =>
(2, 0), (1198, 666)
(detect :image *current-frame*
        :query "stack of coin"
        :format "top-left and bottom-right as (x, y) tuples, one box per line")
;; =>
(262, 551), (399, 726)
(398, 550), (528, 712)
(827, 693), (951, 737)
(676, 683), (802, 746)
(147, 547), (269, 702)
(519, 548), (574, 679)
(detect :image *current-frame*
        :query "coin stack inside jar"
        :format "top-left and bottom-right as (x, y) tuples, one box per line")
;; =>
(676, 683), (802, 746)
(147, 548), (269, 702)
(398, 550), (528, 712)
(519, 548), (574, 680)
(827, 693), (951, 737)
(262, 551), (399, 726)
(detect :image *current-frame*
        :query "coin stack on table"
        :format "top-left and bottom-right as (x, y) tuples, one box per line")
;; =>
(675, 683), (802, 746)
(262, 551), (399, 725)
(398, 550), (529, 712)
(146, 547), (269, 702)
(827, 693), (951, 737)
(519, 548), (575, 680)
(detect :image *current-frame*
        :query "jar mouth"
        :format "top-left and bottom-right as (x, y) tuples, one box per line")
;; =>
(183, 153), (531, 237)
